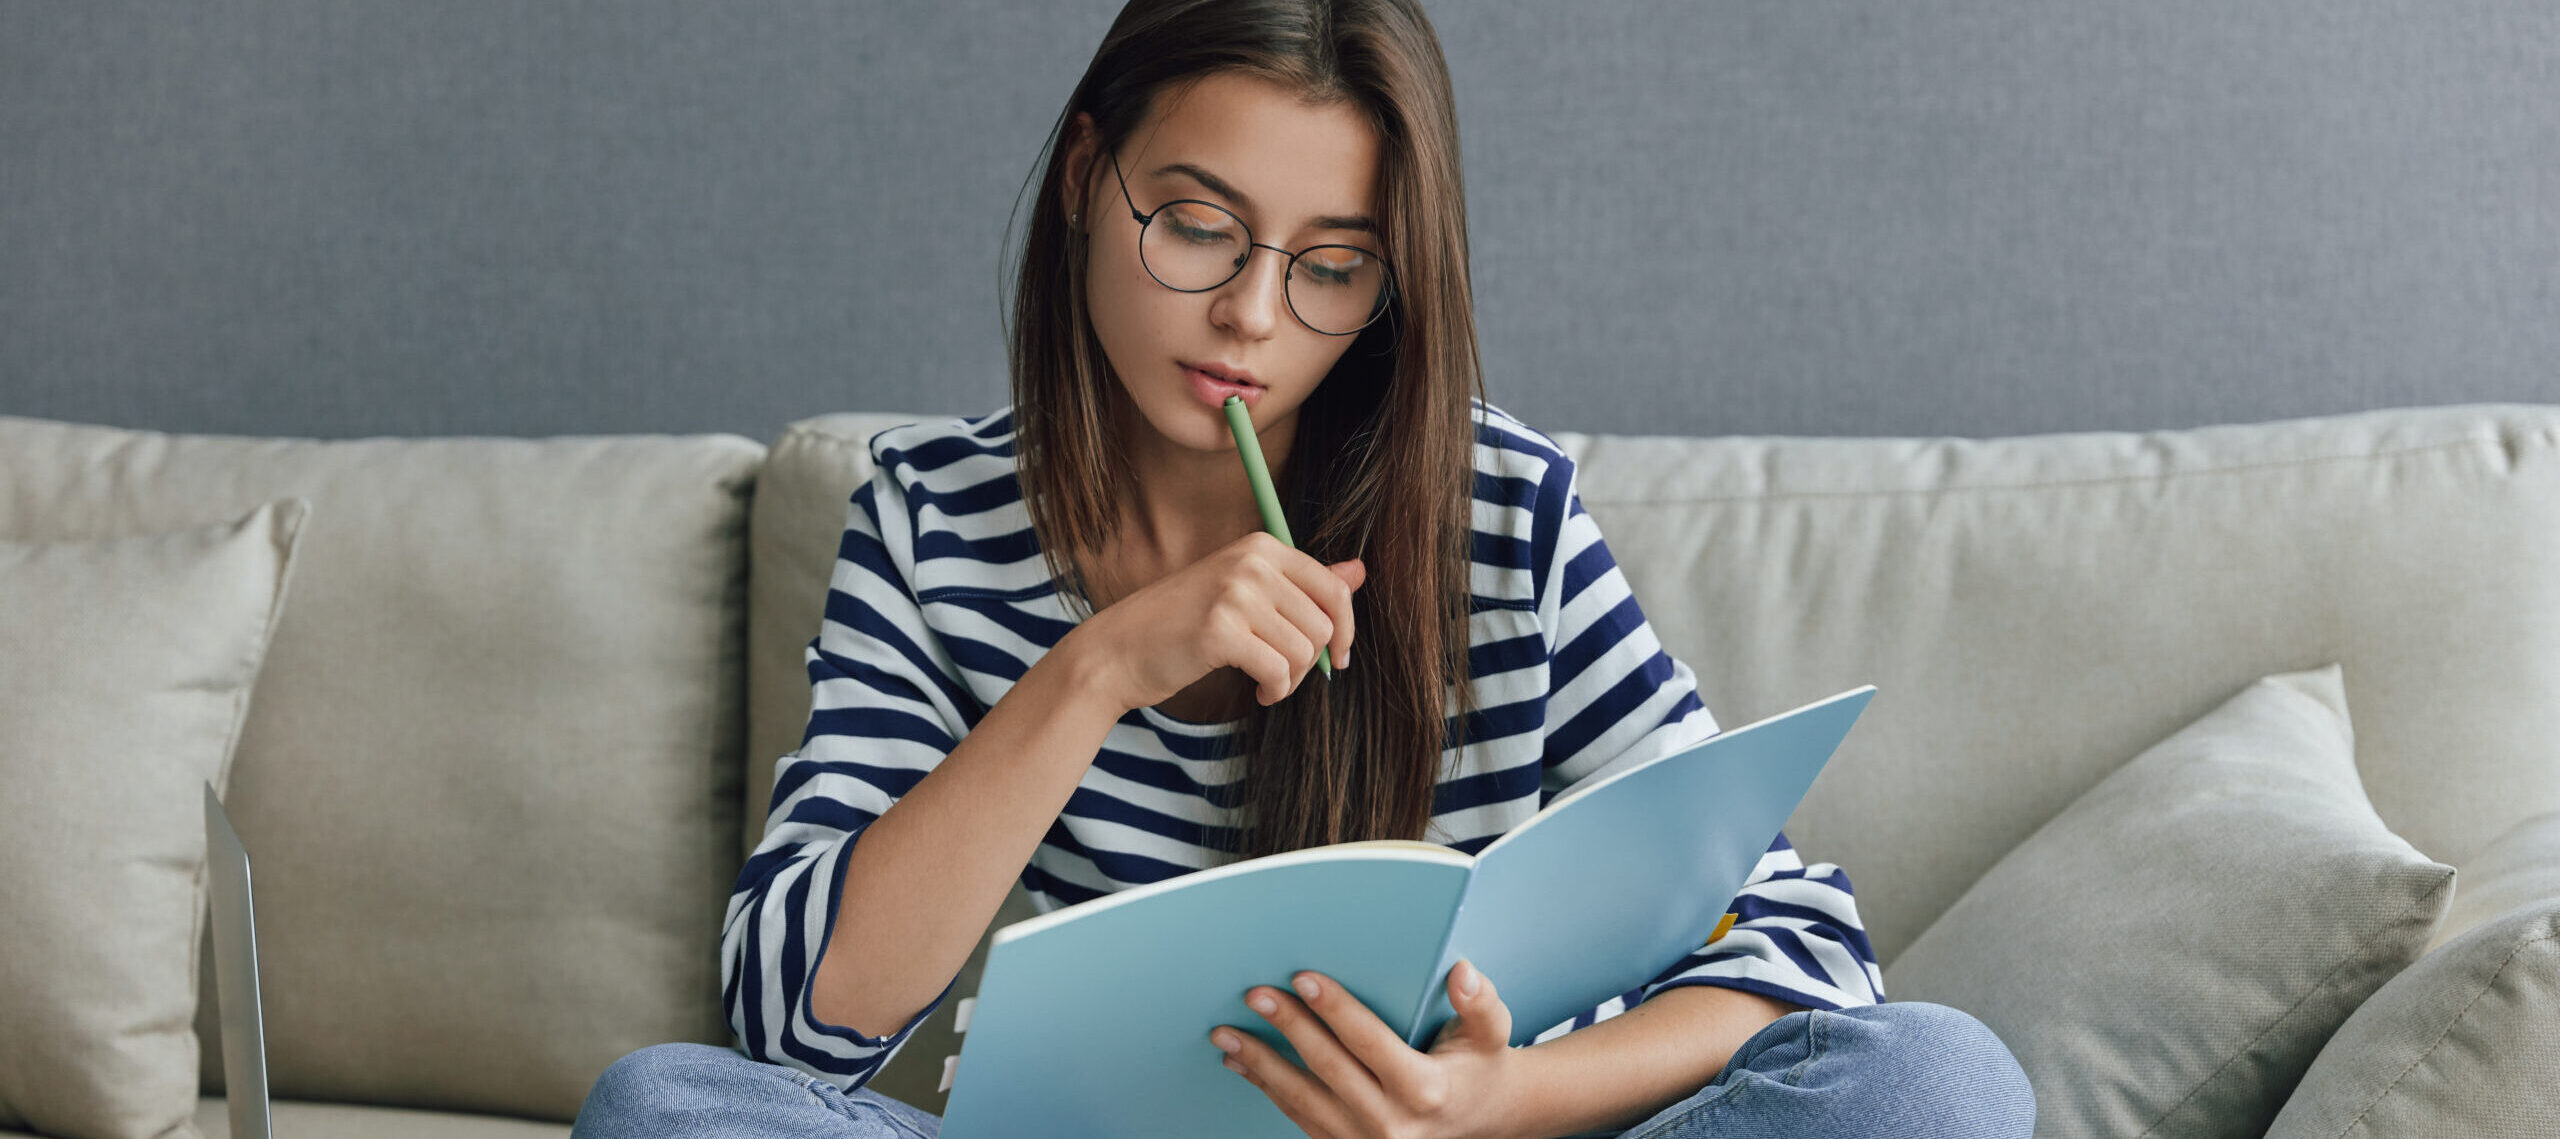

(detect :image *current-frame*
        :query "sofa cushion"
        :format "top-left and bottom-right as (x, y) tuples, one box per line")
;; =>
(1884, 664), (2454, 1139)
(2430, 809), (2560, 953)
(1552, 404), (2560, 963)
(0, 414), (764, 1122)
(0, 500), (307, 1139)
(0, 1098), (573, 1139)
(2265, 811), (2560, 1139)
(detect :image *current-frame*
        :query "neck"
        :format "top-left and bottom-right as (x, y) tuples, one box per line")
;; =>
(1108, 392), (1299, 575)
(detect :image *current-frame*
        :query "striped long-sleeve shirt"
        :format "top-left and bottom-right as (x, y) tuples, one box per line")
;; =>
(722, 399), (1884, 1092)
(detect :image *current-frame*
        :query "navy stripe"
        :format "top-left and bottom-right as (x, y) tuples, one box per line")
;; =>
(1089, 745), (1247, 807)
(1039, 808), (1214, 885)
(1737, 895), (1878, 966)
(927, 594), (1079, 646)
(1551, 592), (1640, 685)
(914, 525), (1041, 565)
(1451, 695), (1545, 753)
(781, 795), (883, 837)
(1431, 758), (1543, 815)
(797, 705), (956, 758)
(1468, 629), (1545, 678)
(1544, 658), (1664, 769)
(1470, 529), (1532, 571)
(1474, 469), (1537, 511)
(1525, 441), (1574, 606)
(1021, 861), (1106, 907)
(815, 599), (981, 722)
(877, 427), (1008, 474)
(905, 470), (1024, 518)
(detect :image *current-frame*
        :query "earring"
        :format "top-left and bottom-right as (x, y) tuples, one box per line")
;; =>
(1072, 211), (1082, 228)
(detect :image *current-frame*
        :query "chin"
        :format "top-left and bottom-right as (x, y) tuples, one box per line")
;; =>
(1125, 385), (1236, 453)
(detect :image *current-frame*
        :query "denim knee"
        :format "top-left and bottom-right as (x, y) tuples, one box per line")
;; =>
(594, 1041), (731, 1091)
(1844, 1001), (2035, 1137)
(574, 1042), (754, 1136)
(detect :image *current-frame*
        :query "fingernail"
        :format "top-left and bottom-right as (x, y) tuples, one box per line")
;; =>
(1248, 991), (1277, 1015)
(1293, 974), (1321, 1001)
(1213, 1030), (1240, 1054)
(1458, 960), (1482, 996)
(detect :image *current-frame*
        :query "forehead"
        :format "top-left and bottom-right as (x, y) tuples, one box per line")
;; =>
(1129, 71), (1381, 229)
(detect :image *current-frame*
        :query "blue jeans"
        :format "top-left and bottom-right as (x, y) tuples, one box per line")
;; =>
(573, 1000), (2033, 1139)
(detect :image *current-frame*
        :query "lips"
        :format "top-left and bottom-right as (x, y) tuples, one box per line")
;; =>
(1183, 360), (1260, 388)
(1184, 363), (1262, 410)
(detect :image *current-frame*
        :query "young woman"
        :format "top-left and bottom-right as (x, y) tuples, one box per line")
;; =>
(577, 2), (2032, 1137)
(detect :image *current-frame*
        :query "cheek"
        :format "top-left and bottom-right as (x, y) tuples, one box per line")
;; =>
(1086, 240), (1195, 357)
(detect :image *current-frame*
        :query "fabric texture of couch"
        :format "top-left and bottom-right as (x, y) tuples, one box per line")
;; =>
(5, 402), (2556, 1137)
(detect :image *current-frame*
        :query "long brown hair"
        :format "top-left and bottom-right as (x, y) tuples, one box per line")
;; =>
(1004, 0), (1484, 862)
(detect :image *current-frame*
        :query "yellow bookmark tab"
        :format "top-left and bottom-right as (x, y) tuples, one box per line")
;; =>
(1710, 912), (1737, 943)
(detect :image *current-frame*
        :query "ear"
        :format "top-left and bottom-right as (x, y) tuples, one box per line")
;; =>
(1062, 112), (1099, 228)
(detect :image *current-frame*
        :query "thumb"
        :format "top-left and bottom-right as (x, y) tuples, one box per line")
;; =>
(1446, 959), (1511, 1048)
(1330, 556), (1367, 590)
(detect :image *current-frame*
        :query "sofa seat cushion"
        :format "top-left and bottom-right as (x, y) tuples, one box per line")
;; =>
(0, 1098), (568, 1139)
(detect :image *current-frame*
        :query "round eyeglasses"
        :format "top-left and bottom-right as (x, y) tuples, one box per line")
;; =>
(1106, 150), (1396, 337)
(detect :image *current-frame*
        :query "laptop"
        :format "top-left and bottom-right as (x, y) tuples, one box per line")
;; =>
(203, 782), (275, 1139)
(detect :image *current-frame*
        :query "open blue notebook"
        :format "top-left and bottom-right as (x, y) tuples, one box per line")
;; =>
(937, 683), (1877, 1139)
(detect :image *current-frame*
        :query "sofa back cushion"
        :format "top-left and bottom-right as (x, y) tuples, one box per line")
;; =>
(1557, 403), (2560, 963)
(749, 405), (2560, 974)
(0, 415), (763, 1122)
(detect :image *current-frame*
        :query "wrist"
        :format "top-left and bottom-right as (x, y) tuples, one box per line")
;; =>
(1038, 629), (1132, 717)
(1482, 1042), (1567, 1139)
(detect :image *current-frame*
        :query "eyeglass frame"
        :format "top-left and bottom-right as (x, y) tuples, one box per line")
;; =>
(1103, 148), (1398, 337)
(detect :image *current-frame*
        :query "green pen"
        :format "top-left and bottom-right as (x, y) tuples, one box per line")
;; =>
(1223, 393), (1333, 680)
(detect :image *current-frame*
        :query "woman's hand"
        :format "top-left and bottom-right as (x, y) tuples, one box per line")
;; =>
(1210, 959), (1525, 1139)
(1065, 530), (1364, 713)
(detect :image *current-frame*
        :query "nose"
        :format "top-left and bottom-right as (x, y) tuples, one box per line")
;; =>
(1210, 243), (1296, 338)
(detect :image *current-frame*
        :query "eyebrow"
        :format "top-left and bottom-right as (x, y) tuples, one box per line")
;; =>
(1149, 162), (1379, 236)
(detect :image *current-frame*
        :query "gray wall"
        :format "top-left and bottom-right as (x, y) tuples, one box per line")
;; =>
(5, 2), (2554, 443)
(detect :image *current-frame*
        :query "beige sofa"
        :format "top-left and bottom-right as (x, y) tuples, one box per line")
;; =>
(4, 402), (2555, 1138)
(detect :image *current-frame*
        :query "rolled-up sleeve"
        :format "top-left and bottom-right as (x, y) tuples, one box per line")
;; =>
(1531, 449), (1884, 1019)
(720, 457), (983, 1093)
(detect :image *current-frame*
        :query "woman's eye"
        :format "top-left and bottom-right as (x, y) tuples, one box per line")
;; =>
(1300, 253), (1365, 287)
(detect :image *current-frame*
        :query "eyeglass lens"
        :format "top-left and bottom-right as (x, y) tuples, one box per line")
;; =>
(1139, 200), (1390, 335)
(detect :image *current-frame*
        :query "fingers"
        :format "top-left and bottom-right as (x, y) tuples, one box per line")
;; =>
(1275, 553), (1361, 674)
(1271, 972), (1442, 1113)
(1263, 572), (1336, 677)
(1239, 598), (1321, 703)
(1442, 959), (1513, 1051)
(1215, 536), (1362, 702)
(1215, 977), (1402, 1135)
(1214, 1023), (1356, 1139)
(1219, 608), (1297, 707)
